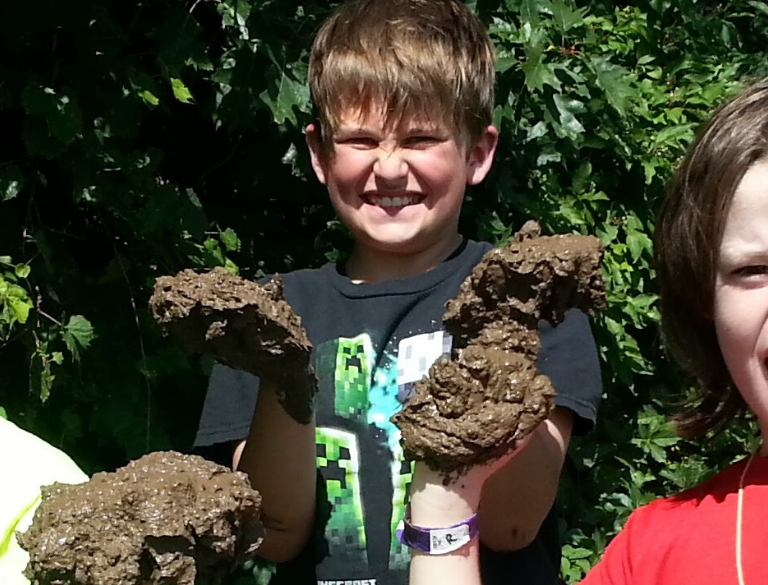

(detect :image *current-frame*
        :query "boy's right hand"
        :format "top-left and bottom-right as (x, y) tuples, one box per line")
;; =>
(149, 267), (316, 424)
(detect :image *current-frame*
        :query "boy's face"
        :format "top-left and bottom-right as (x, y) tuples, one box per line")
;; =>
(307, 108), (497, 257)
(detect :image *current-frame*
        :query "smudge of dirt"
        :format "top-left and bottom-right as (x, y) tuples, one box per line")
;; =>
(18, 451), (263, 585)
(149, 267), (316, 424)
(391, 221), (605, 475)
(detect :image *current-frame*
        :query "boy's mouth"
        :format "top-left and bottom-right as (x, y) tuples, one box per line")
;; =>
(363, 194), (424, 208)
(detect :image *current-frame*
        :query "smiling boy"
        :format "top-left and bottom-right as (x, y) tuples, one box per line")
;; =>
(194, 1), (602, 584)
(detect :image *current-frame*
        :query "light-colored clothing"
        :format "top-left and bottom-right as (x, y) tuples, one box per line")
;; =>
(0, 417), (87, 585)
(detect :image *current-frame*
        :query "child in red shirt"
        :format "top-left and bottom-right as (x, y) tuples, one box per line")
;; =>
(580, 77), (768, 585)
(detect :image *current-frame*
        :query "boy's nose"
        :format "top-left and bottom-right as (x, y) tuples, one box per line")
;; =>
(373, 149), (408, 182)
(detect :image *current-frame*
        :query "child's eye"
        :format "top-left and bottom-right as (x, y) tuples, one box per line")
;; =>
(338, 137), (379, 148)
(403, 136), (440, 147)
(732, 265), (768, 278)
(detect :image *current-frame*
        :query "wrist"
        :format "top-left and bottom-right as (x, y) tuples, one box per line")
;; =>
(409, 463), (481, 527)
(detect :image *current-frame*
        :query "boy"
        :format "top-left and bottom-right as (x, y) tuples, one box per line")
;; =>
(194, 1), (602, 583)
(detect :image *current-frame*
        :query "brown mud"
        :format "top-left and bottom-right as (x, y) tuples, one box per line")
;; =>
(18, 451), (263, 585)
(391, 221), (605, 473)
(149, 267), (316, 424)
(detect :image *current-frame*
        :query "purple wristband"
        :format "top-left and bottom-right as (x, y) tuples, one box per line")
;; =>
(396, 511), (480, 555)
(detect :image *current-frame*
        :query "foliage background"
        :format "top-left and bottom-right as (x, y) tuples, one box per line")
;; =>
(1, 0), (767, 581)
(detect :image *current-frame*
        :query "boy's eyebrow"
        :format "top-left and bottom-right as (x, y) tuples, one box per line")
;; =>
(334, 124), (380, 136)
(332, 121), (449, 138)
(402, 125), (446, 135)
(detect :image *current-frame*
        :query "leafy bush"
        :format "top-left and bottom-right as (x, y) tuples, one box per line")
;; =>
(1, 0), (767, 581)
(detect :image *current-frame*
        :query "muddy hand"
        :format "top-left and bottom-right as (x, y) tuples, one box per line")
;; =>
(150, 267), (316, 424)
(19, 452), (263, 585)
(392, 222), (605, 478)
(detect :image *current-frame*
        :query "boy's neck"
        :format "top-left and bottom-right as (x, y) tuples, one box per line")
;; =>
(344, 233), (465, 283)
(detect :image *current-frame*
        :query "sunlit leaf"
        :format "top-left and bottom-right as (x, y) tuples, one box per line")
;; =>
(171, 78), (194, 104)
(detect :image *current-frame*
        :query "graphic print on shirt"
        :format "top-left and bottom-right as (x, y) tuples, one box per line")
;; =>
(314, 331), (452, 573)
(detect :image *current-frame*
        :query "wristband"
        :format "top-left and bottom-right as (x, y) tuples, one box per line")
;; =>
(396, 510), (479, 555)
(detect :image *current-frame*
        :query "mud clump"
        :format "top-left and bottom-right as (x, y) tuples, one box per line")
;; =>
(149, 267), (316, 424)
(18, 451), (263, 585)
(392, 221), (605, 473)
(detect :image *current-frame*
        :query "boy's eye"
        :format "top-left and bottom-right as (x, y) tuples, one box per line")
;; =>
(338, 136), (379, 148)
(403, 136), (440, 147)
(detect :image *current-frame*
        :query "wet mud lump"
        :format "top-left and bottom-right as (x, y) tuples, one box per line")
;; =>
(392, 222), (605, 472)
(18, 451), (263, 585)
(149, 267), (315, 424)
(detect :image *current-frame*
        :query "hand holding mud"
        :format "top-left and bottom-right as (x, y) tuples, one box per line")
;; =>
(18, 452), (263, 585)
(149, 268), (317, 424)
(392, 221), (605, 476)
(151, 222), (604, 476)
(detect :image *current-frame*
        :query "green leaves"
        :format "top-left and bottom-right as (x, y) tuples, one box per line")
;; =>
(63, 315), (95, 362)
(550, 0), (586, 33)
(259, 67), (310, 125)
(0, 257), (34, 340)
(590, 56), (635, 115)
(0, 166), (24, 202)
(550, 93), (585, 139)
(171, 78), (195, 104)
(22, 85), (83, 150)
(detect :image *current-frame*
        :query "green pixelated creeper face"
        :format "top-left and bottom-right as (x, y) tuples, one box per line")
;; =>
(334, 336), (372, 421)
(314, 334), (420, 571)
(316, 427), (367, 563)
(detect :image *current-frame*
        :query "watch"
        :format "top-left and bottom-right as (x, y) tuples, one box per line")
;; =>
(396, 511), (480, 555)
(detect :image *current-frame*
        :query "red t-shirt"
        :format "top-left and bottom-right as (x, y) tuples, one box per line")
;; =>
(581, 454), (768, 585)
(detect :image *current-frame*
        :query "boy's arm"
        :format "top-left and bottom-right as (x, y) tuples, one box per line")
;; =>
(478, 406), (574, 551)
(407, 436), (530, 585)
(233, 380), (317, 564)
(407, 465), (484, 585)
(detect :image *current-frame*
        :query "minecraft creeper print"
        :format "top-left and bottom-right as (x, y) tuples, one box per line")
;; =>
(334, 335), (374, 422)
(316, 335), (374, 563)
(316, 427), (367, 563)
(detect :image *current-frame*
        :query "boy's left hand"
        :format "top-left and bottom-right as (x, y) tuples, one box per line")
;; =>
(150, 267), (317, 424)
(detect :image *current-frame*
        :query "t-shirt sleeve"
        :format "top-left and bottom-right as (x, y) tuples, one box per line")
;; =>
(537, 308), (602, 434)
(193, 364), (259, 452)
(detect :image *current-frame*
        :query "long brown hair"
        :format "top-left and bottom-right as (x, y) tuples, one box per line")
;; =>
(655, 78), (768, 438)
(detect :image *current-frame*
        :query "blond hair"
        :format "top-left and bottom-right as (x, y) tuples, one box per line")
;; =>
(309, 0), (495, 146)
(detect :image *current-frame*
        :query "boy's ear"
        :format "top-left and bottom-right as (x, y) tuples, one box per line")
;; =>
(466, 125), (499, 186)
(306, 123), (328, 185)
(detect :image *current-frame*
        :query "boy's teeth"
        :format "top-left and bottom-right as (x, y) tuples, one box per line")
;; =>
(378, 196), (416, 208)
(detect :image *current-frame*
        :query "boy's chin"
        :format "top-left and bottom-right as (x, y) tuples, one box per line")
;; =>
(356, 230), (450, 257)
(356, 232), (427, 254)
